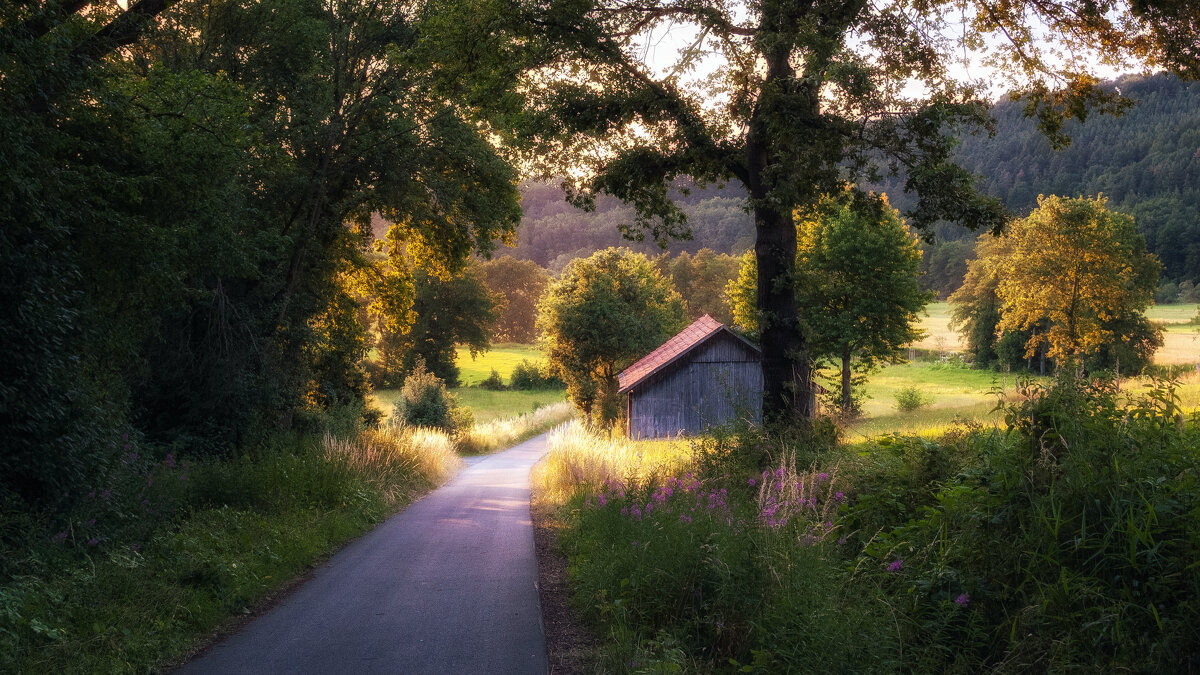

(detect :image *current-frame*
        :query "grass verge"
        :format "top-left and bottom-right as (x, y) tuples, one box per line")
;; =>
(1, 400), (571, 673)
(540, 375), (1200, 672)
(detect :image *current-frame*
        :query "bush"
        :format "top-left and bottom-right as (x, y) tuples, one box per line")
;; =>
(894, 386), (933, 411)
(396, 359), (470, 432)
(509, 359), (563, 390)
(478, 368), (506, 390)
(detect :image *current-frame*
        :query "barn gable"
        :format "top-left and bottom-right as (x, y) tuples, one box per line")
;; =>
(618, 315), (762, 438)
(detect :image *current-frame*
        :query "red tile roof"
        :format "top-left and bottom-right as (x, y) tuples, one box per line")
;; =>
(618, 315), (757, 394)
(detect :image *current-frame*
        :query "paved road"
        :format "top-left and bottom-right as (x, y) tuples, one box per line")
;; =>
(181, 433), (552, 675)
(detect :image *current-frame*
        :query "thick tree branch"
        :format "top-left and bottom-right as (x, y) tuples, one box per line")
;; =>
(70, 0), (178, 65)
(16, 0), (93, 43)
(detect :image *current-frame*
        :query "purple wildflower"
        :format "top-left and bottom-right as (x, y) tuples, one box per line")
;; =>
(164, 453), (176, 469)
(748, 478), (756, 487)
(598, 493), (607, 507)
(679, 514), (692, 523)
(955, 593), (970, 607)
(101, 489), (112, 499)
(87, 537), (99, 547)
(834, 491), (845, 503)
(51, 531), (68, 543)
(818, 472), (829, 482)
(887, 559), (903, 572)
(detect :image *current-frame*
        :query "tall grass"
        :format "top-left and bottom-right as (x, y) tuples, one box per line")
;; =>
(456, 401), (574, 455)
(531, 421), (690, 503)
(323, 426), (462, 507)
(0, 421), (469, 674)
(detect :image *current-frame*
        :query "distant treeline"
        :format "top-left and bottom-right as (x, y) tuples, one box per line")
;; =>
(504, 73), (1200, 298)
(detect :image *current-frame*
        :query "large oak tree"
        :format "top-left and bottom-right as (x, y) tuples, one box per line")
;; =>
(459, 0), (1199, 421)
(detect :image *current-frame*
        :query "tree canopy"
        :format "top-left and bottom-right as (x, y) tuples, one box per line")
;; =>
(997, 196), (1161, 361)
(0, 0), (520, 505)
(477, 255), (551, 343)
(730, 193), (931, 415)
(951, 196), (1162, 371)
(480, 0), (1198, 421)
(538, 248), (686, 429)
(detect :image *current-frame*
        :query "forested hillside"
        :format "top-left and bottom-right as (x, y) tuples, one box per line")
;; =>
(505, 179), (755, 270)
(883, 73), (1200, 295)
(506, 73), (1200, 297)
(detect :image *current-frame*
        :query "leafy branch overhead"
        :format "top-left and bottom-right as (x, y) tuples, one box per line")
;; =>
(473, 0), (1196, 419)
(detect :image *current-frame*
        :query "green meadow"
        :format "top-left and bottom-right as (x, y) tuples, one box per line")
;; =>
(370, 344), (566, 422)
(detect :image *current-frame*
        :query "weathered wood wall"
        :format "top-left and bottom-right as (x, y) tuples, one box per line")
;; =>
(627, 333), (762, 438)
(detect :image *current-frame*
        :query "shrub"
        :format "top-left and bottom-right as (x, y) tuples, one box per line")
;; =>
(397, 359), (469, 432)
(894, 386), (932, 411)
(864, 374), (1200, 671)
(478, 368), (506, 390)
(509, 359), (563, 390)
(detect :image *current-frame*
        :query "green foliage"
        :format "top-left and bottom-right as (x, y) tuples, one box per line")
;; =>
(509, 359), (563, 391)
(730, 193), (932, 414)
(876, 74), (1200, 289)
(1, 0), (521, 516)
(478, 368), (506, 391)
(396, 360), (471, 432)
(538, 248), (686, 429)
(857, 376), (1200, 671)
(489, 0), (1189, 420)
(893, 386), (934, 412)
(554, 374), (1200, 671)
(952, 197), (1162, 373)
(476, 256), (550, 343)
(0, 424), (458, 673)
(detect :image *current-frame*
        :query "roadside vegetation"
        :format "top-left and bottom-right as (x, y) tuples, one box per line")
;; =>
(0, 413), (458, 673)
(2, 357), (572, 673)
(534, 374), (1200, 671)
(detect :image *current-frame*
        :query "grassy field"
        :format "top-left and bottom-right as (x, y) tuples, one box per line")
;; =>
(909, 302), (1200, 365)
(455, 343), (546, 386)
(842, 360), (1200, 440)
(845, 361), (1010, 439)
(370, 344), (566, 421)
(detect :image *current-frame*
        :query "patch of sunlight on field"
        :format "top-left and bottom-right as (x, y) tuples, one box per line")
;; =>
(845, 361), (1017, 440)
(455, 343), (546, 385)
(1123, 371), (1200, 415)
(1147, 304), (1200, 324)
(370, 387), (565, 422)
(906, 302), (1200, 365)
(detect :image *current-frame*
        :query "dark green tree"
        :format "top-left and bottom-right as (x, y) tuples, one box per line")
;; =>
(401, 264), (498, 388)
(538, 248), (686, 429)
(730, 194), (932, 415)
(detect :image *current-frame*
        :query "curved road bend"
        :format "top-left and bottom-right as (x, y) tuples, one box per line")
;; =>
(180, 432), (552, 675)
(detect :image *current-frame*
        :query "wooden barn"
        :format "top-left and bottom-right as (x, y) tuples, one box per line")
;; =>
(617, 315), (762, 438)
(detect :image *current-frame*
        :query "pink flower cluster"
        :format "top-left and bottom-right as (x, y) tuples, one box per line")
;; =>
(755, 461), (847, 541)
(590, 472), (733, 526)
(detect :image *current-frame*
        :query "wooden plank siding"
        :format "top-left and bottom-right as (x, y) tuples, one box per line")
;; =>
(627, 332), (762, 438)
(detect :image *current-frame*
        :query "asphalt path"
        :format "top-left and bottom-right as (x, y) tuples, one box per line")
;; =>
(180, 432), (553, 675)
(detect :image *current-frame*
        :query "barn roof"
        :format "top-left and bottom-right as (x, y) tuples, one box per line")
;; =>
(618, 315), (760, 394)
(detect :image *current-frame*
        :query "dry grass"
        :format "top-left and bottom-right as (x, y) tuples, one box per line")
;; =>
(531, 422), (691, 503)
(457, 401), (575, 455)
(323, 425), (463, 507)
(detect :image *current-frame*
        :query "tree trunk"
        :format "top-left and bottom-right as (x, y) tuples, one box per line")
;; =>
(751, 196), (811, 420)
(841, 346), (853, 415)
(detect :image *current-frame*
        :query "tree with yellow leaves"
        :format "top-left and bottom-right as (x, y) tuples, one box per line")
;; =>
(994, 196), (1161, 364)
